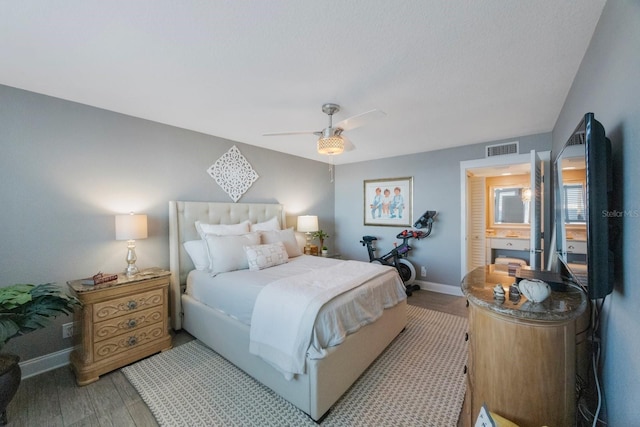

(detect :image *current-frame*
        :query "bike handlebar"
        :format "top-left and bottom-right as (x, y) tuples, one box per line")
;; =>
(414, 210), (437, 229)
(395, 229), (427, 240)
(361, 210), (435, 247)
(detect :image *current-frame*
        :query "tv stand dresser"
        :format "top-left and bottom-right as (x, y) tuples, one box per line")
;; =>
(461, 265), (587, 426)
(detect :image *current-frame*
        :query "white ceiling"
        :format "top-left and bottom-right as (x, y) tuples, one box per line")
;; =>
(0, 1), (606, 165)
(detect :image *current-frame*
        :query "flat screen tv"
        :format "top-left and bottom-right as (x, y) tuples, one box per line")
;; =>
(554, 112), (613, 299)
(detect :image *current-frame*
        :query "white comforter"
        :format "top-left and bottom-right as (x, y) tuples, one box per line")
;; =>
(185, 256), (406, 378)
(249, 261), (397, 379)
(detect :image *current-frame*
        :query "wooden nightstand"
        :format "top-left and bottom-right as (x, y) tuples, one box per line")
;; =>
(67, 269), (172, 385)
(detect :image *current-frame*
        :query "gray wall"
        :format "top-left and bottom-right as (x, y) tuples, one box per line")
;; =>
(0, 85), (335, 360)
(334, 133), (551, 289)
(551, 1), (640, 423)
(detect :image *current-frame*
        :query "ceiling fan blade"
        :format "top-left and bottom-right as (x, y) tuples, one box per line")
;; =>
(335, 109), (386, 131)
(263, 130), (319, 137)
(343, 136), (356, 151)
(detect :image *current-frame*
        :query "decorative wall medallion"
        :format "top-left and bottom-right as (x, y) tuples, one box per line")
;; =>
(207, 145), (259, 202)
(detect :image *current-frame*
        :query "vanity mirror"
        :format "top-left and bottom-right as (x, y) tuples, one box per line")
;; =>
(491, 185), (531, 225)
(487, 173), (532, 228)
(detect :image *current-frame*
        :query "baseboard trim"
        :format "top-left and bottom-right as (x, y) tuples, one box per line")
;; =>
(413, 280), (464, 297)
(19, 347), (73, 380)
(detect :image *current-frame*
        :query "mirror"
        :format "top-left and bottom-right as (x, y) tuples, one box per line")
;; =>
(562, 182), (586, 224)
(490, 185), (531, 225)
(559, 146), (587, 227)
(554, 112), (613, 299)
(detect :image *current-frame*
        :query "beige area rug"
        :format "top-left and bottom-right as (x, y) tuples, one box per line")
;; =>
(122, 305), (468, 426)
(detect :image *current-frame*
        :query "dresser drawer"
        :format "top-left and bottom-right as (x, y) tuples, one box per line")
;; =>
(93, 322), (166, 362)
(490, 238), (529, 251)
(566, 241), (587, 254)
(94, 306), (164, 342)
(93, 288), (163, 323)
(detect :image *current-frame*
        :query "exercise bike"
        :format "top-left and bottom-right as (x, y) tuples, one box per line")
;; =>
(360, 210), (437, 296)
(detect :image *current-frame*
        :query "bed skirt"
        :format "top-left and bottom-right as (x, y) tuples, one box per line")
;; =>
(181, 294), (407, 421)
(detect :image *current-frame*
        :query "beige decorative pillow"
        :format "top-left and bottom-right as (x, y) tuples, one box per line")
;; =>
(244, 241), (289, 271)
(260, 228), (303, 257)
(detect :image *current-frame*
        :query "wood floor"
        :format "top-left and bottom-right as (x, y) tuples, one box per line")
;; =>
(5, 290), (467, 427)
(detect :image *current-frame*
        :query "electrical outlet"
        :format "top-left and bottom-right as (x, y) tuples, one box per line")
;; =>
(62, 322), (75, 339)
(420, 266), (427, 277)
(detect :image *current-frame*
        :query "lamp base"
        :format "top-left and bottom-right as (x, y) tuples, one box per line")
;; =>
(125, 263), (140, 277)
(125, 241), (139, 277)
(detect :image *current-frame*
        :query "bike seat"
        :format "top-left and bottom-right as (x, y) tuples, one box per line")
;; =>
(361, 235), (378, 242)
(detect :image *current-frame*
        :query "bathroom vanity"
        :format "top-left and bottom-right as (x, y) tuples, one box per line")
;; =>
(485, 236), (531, 265)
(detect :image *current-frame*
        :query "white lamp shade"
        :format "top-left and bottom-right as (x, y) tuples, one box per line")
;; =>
(297, 215), (318, 233)
(115, 214), (148, 240)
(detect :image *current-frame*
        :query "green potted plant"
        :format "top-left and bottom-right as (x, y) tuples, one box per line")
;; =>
(312, 230), (330, 255)
(0, 283), (80, 424)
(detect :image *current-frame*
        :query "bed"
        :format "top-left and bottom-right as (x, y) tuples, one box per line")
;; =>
(168, 201), (407, 421)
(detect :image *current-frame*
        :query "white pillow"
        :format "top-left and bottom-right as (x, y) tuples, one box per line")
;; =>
(250, 216), (281, 232)
(260, 228), (303, 258)
(195, 220), (250, 239)
(183, 240), (208, 271)
(204, 232), (260, 274)
(244, 241), (289, 271)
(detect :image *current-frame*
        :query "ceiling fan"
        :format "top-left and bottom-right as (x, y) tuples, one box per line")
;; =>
(263, 103), (386, 155)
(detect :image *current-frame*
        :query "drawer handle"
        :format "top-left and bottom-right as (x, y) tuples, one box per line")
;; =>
(506, 242), (513, 247)
(127, 300), (138, 310)
(127, 336), (138, 346)
(127, 319), (137, 328)
(568, 245), (575, 250)
(465, 332), (469, 342)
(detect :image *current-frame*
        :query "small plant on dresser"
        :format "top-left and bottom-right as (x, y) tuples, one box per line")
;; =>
(312, 230), (330, 252)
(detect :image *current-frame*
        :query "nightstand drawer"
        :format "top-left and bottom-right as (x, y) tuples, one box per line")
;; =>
(93, 288), (163, 323)
(94, 306), (164, 342)
(93, 322), (165, 362)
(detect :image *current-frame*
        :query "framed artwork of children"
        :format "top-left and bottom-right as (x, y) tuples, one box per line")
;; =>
(364, 177), (413, 226)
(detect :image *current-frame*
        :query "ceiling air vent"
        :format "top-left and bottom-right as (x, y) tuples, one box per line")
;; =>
(567, 130), (586, 146)
(485, 141), (519, 158)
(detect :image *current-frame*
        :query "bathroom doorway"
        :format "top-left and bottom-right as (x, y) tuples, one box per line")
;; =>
(460, 151), (549, 279)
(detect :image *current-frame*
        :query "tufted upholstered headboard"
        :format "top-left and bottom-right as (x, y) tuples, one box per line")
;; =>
(168, 201), (286, 330)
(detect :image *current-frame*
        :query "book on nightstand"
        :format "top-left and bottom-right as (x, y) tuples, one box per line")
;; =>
(81, 272), (118, 286)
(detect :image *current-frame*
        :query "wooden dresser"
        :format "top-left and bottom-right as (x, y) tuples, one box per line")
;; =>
(461, 265), (587, 426)
(67, 269), (172, 385)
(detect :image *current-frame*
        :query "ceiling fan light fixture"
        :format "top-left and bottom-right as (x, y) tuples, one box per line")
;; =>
(317, 135), (345, 155)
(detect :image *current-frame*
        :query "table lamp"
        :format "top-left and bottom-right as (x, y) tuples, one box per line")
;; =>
(297, 215), (318, 254)
(115, 213), (148, 277)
